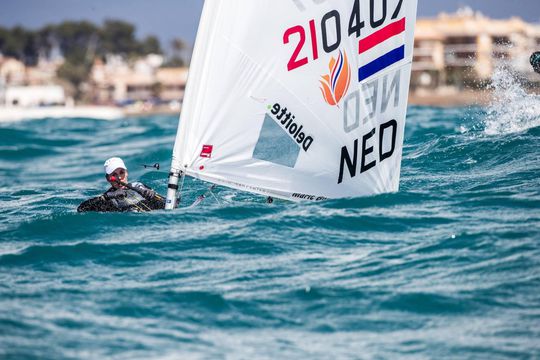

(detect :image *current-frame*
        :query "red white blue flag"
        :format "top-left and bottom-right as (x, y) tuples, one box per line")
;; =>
(358, 17), (406, 81)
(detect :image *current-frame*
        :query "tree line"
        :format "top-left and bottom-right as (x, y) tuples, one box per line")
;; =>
(0, 20), (187, 95)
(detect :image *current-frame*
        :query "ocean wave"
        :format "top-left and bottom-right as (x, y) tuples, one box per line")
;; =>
(0, 104), (539, 359)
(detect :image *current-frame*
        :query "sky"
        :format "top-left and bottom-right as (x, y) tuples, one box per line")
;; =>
(1, 0), (540, 49)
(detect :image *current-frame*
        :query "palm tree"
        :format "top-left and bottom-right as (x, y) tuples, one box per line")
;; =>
(169, 37), (187, 66)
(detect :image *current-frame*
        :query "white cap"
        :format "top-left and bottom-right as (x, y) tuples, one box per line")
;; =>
(104, 157), (127, 175)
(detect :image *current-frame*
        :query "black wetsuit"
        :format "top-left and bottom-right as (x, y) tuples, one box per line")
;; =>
(77, 182), (165, 212)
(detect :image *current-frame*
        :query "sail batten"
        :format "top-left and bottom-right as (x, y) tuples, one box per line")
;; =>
(168, 0), (418, 203)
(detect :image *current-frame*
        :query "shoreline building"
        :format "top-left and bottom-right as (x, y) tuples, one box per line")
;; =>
(0, 55), (68, 106)
(413, 7), (540, 91)
(90, 54), (188, 106)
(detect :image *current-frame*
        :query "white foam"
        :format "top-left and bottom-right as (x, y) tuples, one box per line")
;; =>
(0, 105), (124, 123)
(484, 64), (540, 135)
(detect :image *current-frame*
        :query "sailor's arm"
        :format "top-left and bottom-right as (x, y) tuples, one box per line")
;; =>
(129, 182), (158, 199)
(130, 182), (166, 210)
(130, 182), (165, 203)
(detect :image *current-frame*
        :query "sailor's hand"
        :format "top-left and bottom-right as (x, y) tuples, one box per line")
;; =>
(139, 188), (156, 200)
(104, 189), (127, 199)
(129, 183), (157, 200)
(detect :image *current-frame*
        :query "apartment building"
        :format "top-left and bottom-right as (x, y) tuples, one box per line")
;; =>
(90, 54), (188, 105)
(413, 7), (540, 89)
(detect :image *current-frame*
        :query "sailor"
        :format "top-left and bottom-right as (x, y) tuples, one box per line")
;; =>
(531, 51), (540, 74)
(77, 157), (165, 212)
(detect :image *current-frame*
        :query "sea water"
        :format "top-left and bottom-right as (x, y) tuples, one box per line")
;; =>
(0, 76), (539, 358)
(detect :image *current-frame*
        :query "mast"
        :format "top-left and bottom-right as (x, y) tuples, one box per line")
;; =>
(165, 169), (183, 210)
(165, 0), (215, 210)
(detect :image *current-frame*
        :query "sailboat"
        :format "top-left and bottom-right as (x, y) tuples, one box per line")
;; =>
(165, 0), (418, 208)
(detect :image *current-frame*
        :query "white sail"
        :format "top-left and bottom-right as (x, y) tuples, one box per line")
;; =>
(169, 0), (418, 202)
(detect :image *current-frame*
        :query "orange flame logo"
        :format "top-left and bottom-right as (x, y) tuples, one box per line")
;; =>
(319, 50), (351, 106)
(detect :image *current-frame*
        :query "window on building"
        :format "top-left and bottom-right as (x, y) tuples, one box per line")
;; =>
(492, 36), (512, 46)
(445, 36), (477, 45)
(413, 55), (431, 62)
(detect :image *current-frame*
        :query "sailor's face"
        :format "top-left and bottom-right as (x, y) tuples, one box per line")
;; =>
(108, 168), (128, 189)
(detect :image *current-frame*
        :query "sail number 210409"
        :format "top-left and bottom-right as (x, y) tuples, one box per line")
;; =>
(284, 0), (403, 71)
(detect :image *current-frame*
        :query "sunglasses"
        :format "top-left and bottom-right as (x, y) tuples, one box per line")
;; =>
(109, 169), (126, 178)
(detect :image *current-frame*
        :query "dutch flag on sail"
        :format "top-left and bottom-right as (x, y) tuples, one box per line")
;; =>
(358, 18), (406, 82)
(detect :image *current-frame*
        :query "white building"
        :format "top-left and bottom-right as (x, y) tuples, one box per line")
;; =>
(90, 54), (187, 104)
(4, 85), (66, 107)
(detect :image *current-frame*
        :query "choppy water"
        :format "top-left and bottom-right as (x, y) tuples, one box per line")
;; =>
(1, 83), (540, 358)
